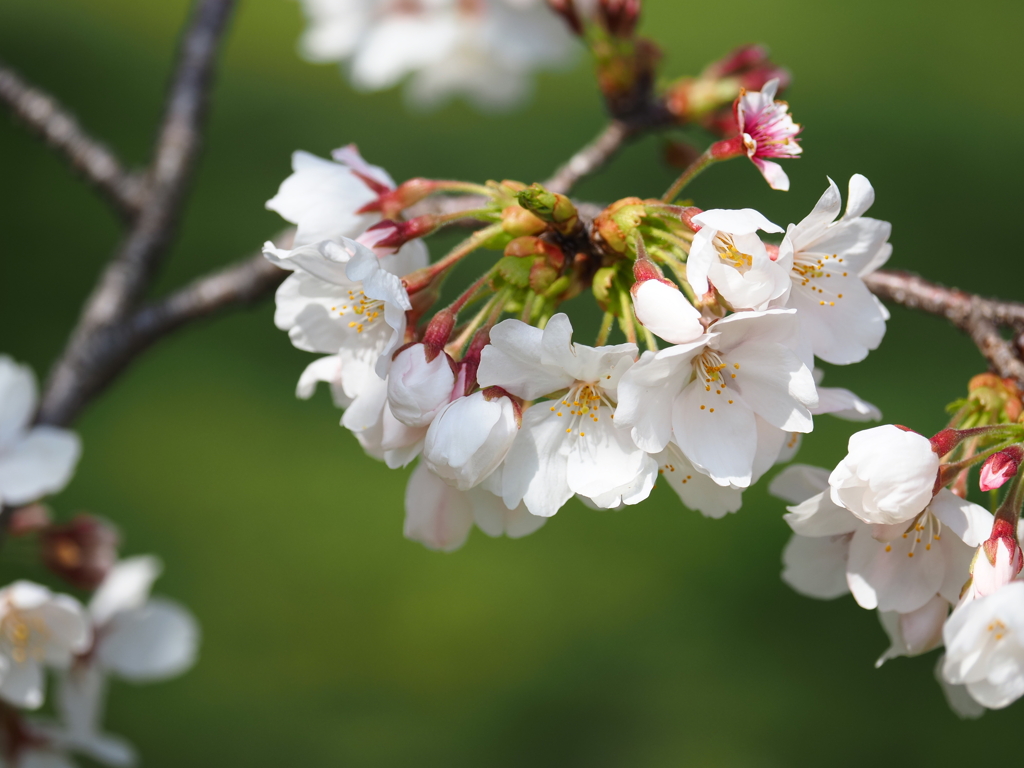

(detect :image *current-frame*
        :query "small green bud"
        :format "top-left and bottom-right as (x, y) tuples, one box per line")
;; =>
(516, 184), (579, 234)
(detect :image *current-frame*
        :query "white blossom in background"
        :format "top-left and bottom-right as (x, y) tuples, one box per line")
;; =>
(0, 582), (90, 710)
(777, 175), (893, 364)
(0, 357), (81, 508)
(41, 556), (199, 768)
(478, 314), (657, 517)
(294, 0), (580, 111)
(686, 209), (789, 311)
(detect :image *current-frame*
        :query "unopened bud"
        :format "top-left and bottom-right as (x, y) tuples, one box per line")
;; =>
(981, 447), (1023, 492)
(501, 205), (548, 238)
(422, 310), (456, 356)
(597, 0), (641, 38)
(41, 514), (120, 590)
(704, 44), (770, 78)
(594, 197), (645, 254)
(357, 178), (439, 219)
(387, 344), (457, 428)
(515, 184), (579, 235)
(423, 388), (521, 491)
(358, 216), (438, 254)
(973, 519), (1024, 598)
(530, 262), (560, 294)
(928, 427), (961, 457)
(504, 236), (566, 269)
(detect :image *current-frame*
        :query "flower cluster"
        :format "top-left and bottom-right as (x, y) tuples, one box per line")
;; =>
(0, 359), (199, 765)
(772, 375), (1024, 716)
(264, 81), (893, 550)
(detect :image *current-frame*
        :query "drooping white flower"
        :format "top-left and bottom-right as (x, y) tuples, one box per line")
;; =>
(0, 582), (90, 709)
(875, 595), (947, 667)
(403, 462), (543, 551)
(265, 235), (423, 379)
(687, 210), (789, 310)
(770, 464), (863, 599)
(265, 146), (389, 247)
(387, 345), (457, 427)
(616, 309), (816, 488)
(0, 358), (81, 508)
(943, 580), (1024, 709)
(422, 388), (520, 491)
(776, 175), (892, 364)
(295, 0), (578, 112)
(829, 424), (940, 525)
(477, 314), (657, 517)
(732, 78), (802, 191)
(630, 278), (703, 345)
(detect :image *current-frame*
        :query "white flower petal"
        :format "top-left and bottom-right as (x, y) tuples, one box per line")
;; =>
(98, 598), (199, 681)
(0, 427), (81, 506)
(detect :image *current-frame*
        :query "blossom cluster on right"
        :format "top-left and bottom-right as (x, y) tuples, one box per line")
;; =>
(772, 375), (1024, 716)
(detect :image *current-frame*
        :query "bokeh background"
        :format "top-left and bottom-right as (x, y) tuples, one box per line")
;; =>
(2, 0), (1024, 764)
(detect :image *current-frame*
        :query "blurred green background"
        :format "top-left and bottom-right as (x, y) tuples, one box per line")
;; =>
(2, 0), (1023, 765)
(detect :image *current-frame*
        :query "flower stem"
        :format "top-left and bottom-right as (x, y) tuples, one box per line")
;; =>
(595, 311), (615, 346)
(403, 223), (503, 295)
(618, 290), (638, 344)
(662, 148), (715, 203)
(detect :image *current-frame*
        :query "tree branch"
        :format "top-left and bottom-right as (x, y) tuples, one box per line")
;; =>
(38, 0), (238, 428)
(865, 270), (1024, 386)
(0, 62), (146, 219)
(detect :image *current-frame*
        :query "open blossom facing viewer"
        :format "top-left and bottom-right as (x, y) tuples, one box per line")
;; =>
(0, 582), (90, 710)
(478, 314), (656, 517)
(777, 175), (892, 364)
(616, 308), (816, 488)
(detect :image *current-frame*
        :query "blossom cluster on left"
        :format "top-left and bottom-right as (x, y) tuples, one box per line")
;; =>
(0, 358), (198, 767)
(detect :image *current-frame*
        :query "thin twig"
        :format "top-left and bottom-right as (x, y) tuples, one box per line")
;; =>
(865, 270), (1024, 386)
(0, 62), (146, 218)
(545, 121), (630, 195)
(38, 0), (238, 427)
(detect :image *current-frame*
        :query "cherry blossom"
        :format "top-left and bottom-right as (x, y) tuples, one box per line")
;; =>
(0, 357), (81, 508)
(422, 388), (520, 491)
(265, 146), (390, 248)
(776, 175), (892, 364)
(0, 582), (90, 710)
(387, 344), (458, 427)
(616, 309), (816, 488)
(687, 209), (789, 311)
(875, 595), (948, 667)
(630, 278), (703, 345)
(403, 463), (543, 551)
(829, 425), (940, 525)
(732, 78), (802, 191)
(477, 314), (656, 517)
(943, 581), (1024, 709)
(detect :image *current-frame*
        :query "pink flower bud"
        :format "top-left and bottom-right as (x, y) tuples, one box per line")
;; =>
(980, 448), (1022, 492)
(973, 521), (1024, 598)
(387, 344), (457, 427)
(356, 216), (437, 255)
(40, 514), (120, 590)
